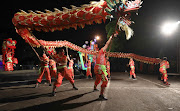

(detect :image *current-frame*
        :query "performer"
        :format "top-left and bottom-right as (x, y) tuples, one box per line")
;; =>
(5, 51), (13, 71)
(159, 57), (170, 85)
(68, 58), (74, 79)
(49, 59), (57, 79)
(86, 59), (92, 78)
(129, 58), (137, 80)
(2, 38), (18, 71)
(66, 47), (74, 79)
(35, 53), (51, 88)
(106, 58), (110, 78)
(52, 49), (78, 96)
(91, 44), (99, 77)
(94, 32), (117, 100)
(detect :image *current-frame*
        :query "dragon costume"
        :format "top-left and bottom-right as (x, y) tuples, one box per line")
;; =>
(12, 0), (161, 64)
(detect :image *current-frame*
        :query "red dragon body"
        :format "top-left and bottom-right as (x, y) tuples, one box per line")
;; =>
(12, 0), (161, 64)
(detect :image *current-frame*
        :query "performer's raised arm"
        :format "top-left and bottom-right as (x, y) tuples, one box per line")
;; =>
(102, 35), (113, 52)
(66, 47), (71, 61)
(67, 54), (71, 61)
(102, 32), (118, 51)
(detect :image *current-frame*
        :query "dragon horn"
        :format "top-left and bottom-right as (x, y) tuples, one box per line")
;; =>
(28, 10), (36, 14)
(54, 8), (63, 13)
(70, 5), (77, 10)
(35, 10), (44, 14)
(45, 9), (52, 13)
(62, 7), (69, 12)
(19, 9), (27, 14)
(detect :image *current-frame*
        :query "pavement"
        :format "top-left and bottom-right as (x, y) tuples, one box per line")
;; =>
(0, 70), (38, 82)
(0, 70), (84, 87)
(0, 71), (180, 111)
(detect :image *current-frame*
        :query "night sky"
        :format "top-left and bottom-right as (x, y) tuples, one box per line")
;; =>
(1, 0), (180, 66)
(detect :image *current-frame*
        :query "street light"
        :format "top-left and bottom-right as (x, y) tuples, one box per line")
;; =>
(161, 21), (180, 73)
(95, 35), (100, 40)
(161, 21), (180, 35)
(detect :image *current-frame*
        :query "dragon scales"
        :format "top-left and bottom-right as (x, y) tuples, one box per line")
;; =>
(12, 0), (161, 64)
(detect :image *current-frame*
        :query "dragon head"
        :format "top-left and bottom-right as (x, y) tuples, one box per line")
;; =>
(105, 0), (142, 40)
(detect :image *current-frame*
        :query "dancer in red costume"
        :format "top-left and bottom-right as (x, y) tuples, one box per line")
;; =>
(94, 32), (117, 100)
(66, 47), (74, 79)
(68, 58), (74, 79)
(52, 49), (78, 96)
(35, 53), (51, 88)
(159, 57), (170, 85)
(86, 60), (92, 78)
(106, 58), (110, 78)
(5, 51), (13, 71)
(2, 38), (18, 71)
(129, 58), (137, 80)
(49, 59), (57, 79)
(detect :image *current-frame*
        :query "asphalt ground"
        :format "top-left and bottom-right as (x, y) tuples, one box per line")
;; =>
(0, 72), (180, 111)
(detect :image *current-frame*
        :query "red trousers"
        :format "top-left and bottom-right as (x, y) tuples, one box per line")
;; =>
(159, 68), (168, 80)
(69, 68), (74, 79)
(130, 67), (136, 76)
(5, 62), (13, 71)
(94, 65), (108, 88)
(37, 67), (51, 83)
(50, 69), (57, 78)
(86, 67), (92, 77)
(54, 67), (74, 87)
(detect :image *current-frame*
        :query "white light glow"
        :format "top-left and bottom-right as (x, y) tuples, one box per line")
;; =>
(95, 36), (100, 40)
(162, 21), (180, 35)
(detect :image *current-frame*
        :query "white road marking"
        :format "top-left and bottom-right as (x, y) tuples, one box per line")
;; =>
(61, 86), (180, 90)
(61, 86), (93, 89)
(0, 80), (33, 84)
(168, 107), (173, 110)
(0, 78), (83, 85)
(168, 88), (180, 96)
(0, 103), (9, 107)
(138, 76), (180, 96)
(137, 76), (167, 88)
